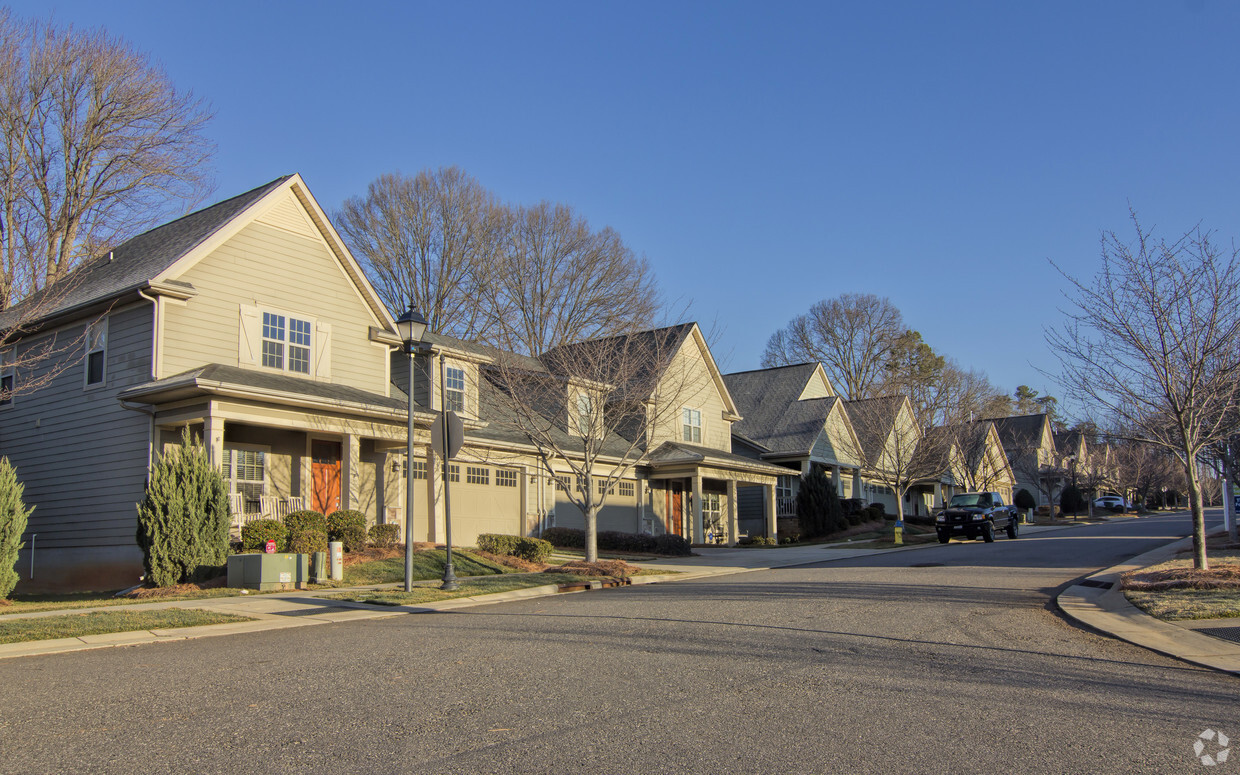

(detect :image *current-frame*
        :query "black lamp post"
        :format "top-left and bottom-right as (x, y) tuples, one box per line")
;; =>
(394, 305), (427, 593)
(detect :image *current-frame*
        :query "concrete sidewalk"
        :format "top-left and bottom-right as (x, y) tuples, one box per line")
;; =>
(1057, 537), (1240, 676)
(0, 521), (1082, 661)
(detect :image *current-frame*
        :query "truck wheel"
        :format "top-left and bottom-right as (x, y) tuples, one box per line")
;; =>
(937, 530), (950, 544)
(1006, 520), (1019, 539)
(982, 521), (995, 543)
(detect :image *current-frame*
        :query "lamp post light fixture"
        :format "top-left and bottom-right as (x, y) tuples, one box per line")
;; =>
(395, 305), (427, 593)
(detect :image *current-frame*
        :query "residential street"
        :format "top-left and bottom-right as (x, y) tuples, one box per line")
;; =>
(1, 513), (1235, 774)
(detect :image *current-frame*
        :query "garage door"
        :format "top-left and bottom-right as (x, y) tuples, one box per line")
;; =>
(448, 465), (523, 546)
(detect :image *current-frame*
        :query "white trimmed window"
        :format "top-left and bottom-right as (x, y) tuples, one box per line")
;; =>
(597, 479), (614, 496)
(222, 446), (266, 508)
(577, 393), (593, 436)
(262, 312), (312, 374)
(497, 470), (518, 488)
(555, 475), (570, 491)
(85, 319), (107, 386)
(448, 464), (460, 483)
(466, 466), (489, 485)
(445, 366), (466, 413)
(619, 481), (635, 498)
(409, 460), (427, 480)
(776, 475), (796, 501)
(0, 350), (13, 406)
(682, 408), (702, 443)
(576, 475), (586, 492)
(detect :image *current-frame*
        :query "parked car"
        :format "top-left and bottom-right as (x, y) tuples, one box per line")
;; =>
(1093, 495), (1127, 511)
(935, 491), (1020, 543)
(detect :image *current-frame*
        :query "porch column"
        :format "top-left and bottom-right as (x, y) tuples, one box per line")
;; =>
(341, 433), (361, 511)
(852, 468), (862, 499)
(727, 480), (738, 547)
(203, 414), (224, 469)
(692, 472), (704, 544)
(831, 466), (841, 497)
(934, 482), (944, 509)
(766, 483), (778, 543)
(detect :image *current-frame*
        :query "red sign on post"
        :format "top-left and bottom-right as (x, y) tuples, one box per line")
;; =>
(264, 539), (277, 554)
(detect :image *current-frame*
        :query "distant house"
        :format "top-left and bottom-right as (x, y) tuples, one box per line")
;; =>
(0, 176), (788, 592)
(989, 413), (1060, 507)
(723, 363), (864, 536)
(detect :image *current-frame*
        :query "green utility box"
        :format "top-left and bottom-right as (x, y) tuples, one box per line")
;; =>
(227, 553), (311, 591)
(311, 551), (328, 584)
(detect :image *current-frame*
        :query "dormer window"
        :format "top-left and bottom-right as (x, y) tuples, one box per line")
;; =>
(682, 408), (702, 443)
(85, 319), (107, 386)
(577, 393), (593, 435)
(444, 366), (466, 413)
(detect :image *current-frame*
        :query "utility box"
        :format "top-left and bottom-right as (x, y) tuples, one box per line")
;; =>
(227, 553), (311, 591)
(328, 541), (343, 582)
(311, 551), (328, 584)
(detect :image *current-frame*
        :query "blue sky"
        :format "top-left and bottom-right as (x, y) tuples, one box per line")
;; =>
(12, 1), (1240, 407)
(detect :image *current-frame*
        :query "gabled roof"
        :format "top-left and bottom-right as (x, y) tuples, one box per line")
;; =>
(0, 177), (291, 329)
(844, 395), (907, 462)
(723, 363), (839, 456)
(987, 413), (1053, 454)
(646, 440), (792, 477)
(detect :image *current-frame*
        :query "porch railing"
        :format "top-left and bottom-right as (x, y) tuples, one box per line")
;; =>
(229, 495), (308, 534)
(776, 496), (796, 518)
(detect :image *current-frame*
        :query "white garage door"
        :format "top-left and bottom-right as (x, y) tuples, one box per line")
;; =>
(448, 465), (523, 546)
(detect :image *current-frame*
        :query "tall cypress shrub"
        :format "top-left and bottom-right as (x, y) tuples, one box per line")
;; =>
(796, 471), (846, 537)
(136, 428), (231, 587)
(0, 458), (32, 599)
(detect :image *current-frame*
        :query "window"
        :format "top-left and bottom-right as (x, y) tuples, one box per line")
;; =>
(85, 319), (107, 386)
(555, 475), (570, 491)
(619, 481), (635, 498)
(703, 492), (724, 539)
(597, 479), (614, 496)
(449, 464), (460, 483)
(682, 408), (702, 443)
(222, 447), (265, 507)
(776, 475), (796, 501)
(576, 475), (586, 492)
(0, 350), (12, 406)
(445, 366), (466, 413)
(577, 394), (593, 435)
(261, 311), (312, 374)
(466, 466), (489, 485)
(408, 460), (427, 480)
(497, 470), (518, 488)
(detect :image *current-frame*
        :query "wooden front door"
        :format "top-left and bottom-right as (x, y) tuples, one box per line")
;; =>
(311, 440), (342, 514)
(667, 481), (684, 537)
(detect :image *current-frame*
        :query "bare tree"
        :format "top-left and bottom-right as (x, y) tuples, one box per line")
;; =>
(1047, 213), (1240, 569)
(762, 293), (904, 401)
(0, 12), (214, 295)
(486, 202), (661, 356)
(335, 168), (501, 340)
(485, 324), (700, 561)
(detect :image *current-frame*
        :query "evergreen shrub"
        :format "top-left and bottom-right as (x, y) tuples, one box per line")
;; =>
(284, 510), (327, 535)
(0, 458), (32, 599)
(241, 519), (287, 552)
(1014, 489), (1037, 511)
(652, 534), (691, 555)
(288, 528), (328, 555)
(327, 510), (368, 552)
(369, 524), (400, 547)
(135, 428), (231, 586)
(795, 472), (846, 537)
(540, 527), (585, 548)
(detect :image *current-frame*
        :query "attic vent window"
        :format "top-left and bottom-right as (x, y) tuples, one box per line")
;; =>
(85, 319), (107, 386)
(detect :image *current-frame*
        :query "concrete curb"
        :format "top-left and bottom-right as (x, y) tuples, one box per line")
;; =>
(1056, 535), (1240, 676)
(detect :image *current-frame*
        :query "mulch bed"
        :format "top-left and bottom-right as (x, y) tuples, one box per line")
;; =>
(1122, 566), (1240, 592)
(122, 576), (227, 599)
(545, 559), (640, 579)
(471, 550), (548, 573)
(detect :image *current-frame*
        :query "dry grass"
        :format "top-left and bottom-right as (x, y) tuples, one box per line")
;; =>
(1121, 541), (1240, 620)
(0, 608), (253, 644)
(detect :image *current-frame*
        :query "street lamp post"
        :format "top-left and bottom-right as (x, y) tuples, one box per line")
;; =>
(395, 305), (427, 594)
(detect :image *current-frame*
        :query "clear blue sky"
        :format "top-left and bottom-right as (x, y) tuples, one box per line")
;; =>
(13, 0), (1240, 407)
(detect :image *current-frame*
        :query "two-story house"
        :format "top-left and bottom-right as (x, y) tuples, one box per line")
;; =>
(989, 413), (1061, 507)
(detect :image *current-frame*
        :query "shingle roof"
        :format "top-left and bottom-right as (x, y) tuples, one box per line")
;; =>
(539, 323), (697, 400)
(987, 413), (1051, 453)
(120, 362), (407, 413)
(843, 395), (906, 462)
(723, 363), (837, 456)
(0, 176), (291, 328)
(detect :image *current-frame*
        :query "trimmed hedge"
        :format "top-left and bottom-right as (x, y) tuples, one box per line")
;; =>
(476, 533), (553, 562)
(540, 527), (691, 556)
(1013, 489), (1037, 511)
(284, 510), (327, 535)
(288, 528), (328, 555)
(241, 519), (287, 552)
(540, 527), (585, 548)
(369, 523), (400, 547)
(328, 510), (368, 552)
(652, 534), (692, 556)
(598, 531), (657, 553)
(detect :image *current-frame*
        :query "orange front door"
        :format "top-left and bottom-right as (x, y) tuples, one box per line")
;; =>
(311, 440), (342, 514)
(668, 482), (684, 537)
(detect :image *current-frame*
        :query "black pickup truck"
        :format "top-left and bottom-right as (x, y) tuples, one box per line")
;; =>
(935, 491), (1020, 543)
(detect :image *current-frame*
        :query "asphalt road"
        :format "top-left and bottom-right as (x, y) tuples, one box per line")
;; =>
(1, 513), (1235, 774)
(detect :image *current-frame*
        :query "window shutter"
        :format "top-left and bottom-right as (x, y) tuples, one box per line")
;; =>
(238, 305), (260, 366)
(314, 321), (332, 379)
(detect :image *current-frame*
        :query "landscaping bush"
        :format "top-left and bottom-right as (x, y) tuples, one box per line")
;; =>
(652, 533), (692, 556)
(284, 509), (327, 535)
(136, 428), (231, 586)
(796, 471), (846, 537)
(540, 527), (585, 548)
(327, 510), (368, 552)
(369, 523), (400, 547)
(1060, 485), (1085, 515)
(241, 519), (287, 552)
(477, 533), (554, 562)
(841, 498), (866, 516)
(870, 501), (886, 517)
(477, 533), (520, 555)
(288, 528), (328, 555)
(780, 531), (801, 544)
(742, 534), (775, 546)
(0, 457), (32, 599)
(597, 531), (657, 553)
(1014, 489), (1037, 511)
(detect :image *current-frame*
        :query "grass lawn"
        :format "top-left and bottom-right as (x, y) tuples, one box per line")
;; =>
(1122, 548), (1240, 621)
(1, 587), (242, 616)
(0, 608), (253, 644)
(340, 548), (513, 586)
(325, 573), (600, 605)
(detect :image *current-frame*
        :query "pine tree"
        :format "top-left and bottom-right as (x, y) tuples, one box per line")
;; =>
(0, 458), (32, 598)
(136, 428), (231, 587)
